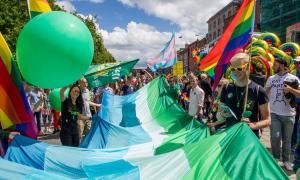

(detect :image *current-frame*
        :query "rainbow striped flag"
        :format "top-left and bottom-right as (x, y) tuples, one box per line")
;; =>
(0, 34), (12, 74)
(27, 0), (51, 18)
(0, 33), (37, 138)
(147, 33), (177, 72)
(199, 0), (255, 89)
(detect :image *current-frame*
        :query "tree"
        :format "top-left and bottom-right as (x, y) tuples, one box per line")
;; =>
(0, 0), (115, 64)
(0, 0), (29, 53)
(79, 16), (115, 64)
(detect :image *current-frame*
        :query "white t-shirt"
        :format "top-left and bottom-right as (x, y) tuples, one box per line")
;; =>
(188, 86), (205, 116)
(81, 88), (92, 118)
(266, 73), (300, 116)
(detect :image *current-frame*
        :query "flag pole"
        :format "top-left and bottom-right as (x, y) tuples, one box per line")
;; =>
(26, 0), (32, 19)
(143, 69), (153, 80)
(243, 0), (256, 114)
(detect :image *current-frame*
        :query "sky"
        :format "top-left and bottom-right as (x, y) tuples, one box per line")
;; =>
(56, 0), (232, 67)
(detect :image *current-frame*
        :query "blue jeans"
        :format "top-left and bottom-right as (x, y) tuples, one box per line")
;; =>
(270, 113), (294, 162)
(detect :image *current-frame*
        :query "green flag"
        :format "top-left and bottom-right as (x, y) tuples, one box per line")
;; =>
(85, 59), (139, 88)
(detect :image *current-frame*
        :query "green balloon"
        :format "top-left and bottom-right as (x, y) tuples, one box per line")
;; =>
(17, 11), (94, 88)
(49, 88), (69, 112)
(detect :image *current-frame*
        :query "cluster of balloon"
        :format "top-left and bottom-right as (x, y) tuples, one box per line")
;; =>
(259, 32), (281, 48)
(192, 49), (207, 65)
(279, 42), (300, 73)
(225, 32), (300, 81)
(17, 11), (94, 89)
(49, 88), (69, 112)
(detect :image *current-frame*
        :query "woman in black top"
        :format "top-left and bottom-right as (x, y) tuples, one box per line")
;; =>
(60, 85), (90, 147)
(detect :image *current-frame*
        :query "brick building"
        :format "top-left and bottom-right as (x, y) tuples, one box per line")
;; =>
(207, 0), (242, 43)
(177, 38), (207, 73)
(207, 0), (261, 47)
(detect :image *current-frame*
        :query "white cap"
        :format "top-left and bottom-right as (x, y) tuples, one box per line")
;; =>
(294, 56), (300, 62)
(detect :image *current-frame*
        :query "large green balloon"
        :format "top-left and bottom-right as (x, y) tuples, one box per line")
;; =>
(49, 88), (69, 112)
(17, 11), (94, 88)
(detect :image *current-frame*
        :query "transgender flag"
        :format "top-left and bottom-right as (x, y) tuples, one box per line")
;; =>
(147, 33), (177, 72)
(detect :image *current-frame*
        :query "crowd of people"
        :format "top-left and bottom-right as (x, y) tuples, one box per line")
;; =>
(3, 51), (300, 173)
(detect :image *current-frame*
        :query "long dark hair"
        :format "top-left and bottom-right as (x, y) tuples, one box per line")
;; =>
(66, 85), (84, 112)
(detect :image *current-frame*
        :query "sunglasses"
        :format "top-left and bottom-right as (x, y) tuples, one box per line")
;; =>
(231, 63), (248, 72)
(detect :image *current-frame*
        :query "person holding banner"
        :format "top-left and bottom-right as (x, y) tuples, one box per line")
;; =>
(215, 53), (271, 136)
(60, 85), (91, 147)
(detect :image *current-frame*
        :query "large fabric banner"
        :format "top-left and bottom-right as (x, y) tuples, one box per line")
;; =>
(4, 77), (288, 179)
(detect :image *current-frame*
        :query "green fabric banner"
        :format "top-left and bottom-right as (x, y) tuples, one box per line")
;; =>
(85, 59), (139, 88)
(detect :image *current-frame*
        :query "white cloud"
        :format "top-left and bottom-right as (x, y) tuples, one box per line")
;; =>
(117, 0), (231, 37)
(99, 21), (172, 67)
(55, 1), (76, 12)
(99, 0), (233, 67)
(55, 0), (105, 12)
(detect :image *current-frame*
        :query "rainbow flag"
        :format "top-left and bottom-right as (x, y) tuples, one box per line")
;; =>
(147, 33), (177, 72)
(0, 34), (12, 74)
(199, 0), (255, 89)
(0, 33), (37, 138)
(27, 0), (51, 18)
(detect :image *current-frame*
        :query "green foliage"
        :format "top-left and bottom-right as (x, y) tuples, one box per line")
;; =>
(0, 0), (115, 64)
(0, 0), (29, 53)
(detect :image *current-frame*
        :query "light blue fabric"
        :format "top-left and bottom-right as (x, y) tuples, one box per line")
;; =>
(5, 135), (138, 179)
(81, 91), (151, 149)
(44, 146), (130, 178)
(80, 116), (151, 149)
(82, 159), (140, 179)
(4, 135), (49, 169)
(100, 92), (140, 125)
(0, 158), (70, 180)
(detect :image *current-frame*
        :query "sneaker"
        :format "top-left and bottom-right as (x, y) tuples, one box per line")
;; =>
(38, 131), (45, 136)
(276, 159), (284, 166)
(52, 129), (60, 134)
(46, 127), (52, 133)
(284, 162), (293, 171)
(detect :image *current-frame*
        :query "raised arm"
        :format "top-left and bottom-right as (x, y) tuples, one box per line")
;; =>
(60, 87), (68, 102)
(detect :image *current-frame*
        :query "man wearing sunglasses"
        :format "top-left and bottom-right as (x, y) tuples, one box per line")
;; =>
(266, 55), (300, 171)
(218, 52), (270, 137)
